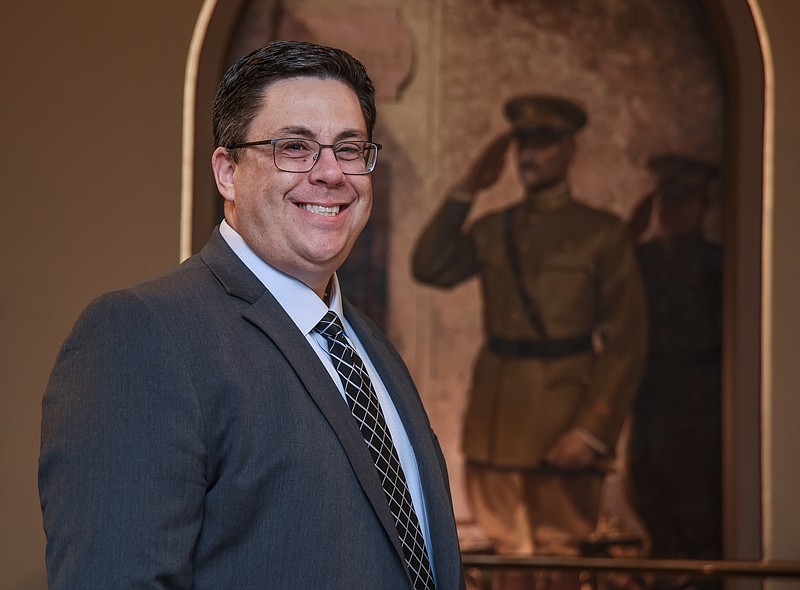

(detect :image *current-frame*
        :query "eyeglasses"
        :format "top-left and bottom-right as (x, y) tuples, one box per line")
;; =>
(227, 137), (382, 175)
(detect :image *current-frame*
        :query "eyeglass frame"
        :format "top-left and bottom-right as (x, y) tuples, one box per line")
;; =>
(226, 137), (383, 175)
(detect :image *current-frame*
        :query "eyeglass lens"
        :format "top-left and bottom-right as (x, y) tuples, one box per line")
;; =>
(273, 138), (378, 174)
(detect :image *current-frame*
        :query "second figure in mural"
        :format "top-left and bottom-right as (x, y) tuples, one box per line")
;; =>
(413, 96), (647, 568)
(627, 155), (723, 590)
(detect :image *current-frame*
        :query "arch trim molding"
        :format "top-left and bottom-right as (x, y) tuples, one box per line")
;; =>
(745, 0), (776, 557)
(180, 0), (218, 262)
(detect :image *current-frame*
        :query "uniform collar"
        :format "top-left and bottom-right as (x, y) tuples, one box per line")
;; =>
(523, 182), (571, 213)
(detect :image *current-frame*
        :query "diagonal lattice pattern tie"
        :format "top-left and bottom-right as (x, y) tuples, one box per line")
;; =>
(315, 311), (436, 590)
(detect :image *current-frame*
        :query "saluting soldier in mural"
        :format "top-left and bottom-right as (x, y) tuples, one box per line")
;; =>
(627, 155), (723, 590)
(412, 96), (647, 579)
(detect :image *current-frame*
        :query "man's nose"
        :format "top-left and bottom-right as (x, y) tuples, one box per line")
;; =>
(309, 145), (346, 183)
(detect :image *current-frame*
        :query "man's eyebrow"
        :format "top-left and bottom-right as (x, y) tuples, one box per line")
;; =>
(274, 126), (313, 138)
(274, 126), (368, 142)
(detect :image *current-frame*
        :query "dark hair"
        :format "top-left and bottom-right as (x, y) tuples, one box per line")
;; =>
(212, 40), (377, 158)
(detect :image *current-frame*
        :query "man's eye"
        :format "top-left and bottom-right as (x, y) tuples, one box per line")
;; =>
(277, 140), (315, 158)
(283, 141), (312, 152)
(335, 143), (363, 160)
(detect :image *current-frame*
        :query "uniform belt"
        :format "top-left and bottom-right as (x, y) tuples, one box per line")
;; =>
(487, 334), (593, 358)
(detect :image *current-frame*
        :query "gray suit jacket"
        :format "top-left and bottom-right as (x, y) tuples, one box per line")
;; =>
(39, 228), (465, 589)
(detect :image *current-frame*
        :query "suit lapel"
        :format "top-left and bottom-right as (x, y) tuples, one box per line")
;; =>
(198, 230), (408, 569)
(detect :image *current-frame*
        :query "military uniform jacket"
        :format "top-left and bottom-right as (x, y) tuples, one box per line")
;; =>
(412, 188), (647, 468)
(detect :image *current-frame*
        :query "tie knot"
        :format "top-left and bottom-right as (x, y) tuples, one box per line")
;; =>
(315, 310), (345, 341)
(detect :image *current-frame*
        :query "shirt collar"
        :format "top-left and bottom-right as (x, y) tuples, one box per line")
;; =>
(219, 219), (343, 335)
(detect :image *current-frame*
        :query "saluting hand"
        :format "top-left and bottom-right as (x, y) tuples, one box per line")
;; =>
(453, 133), (513, 197)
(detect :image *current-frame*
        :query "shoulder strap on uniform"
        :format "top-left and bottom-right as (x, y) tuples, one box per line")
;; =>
(503, 208), (548, 338)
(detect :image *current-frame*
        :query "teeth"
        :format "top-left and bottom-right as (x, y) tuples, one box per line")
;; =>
(299, 204), (340, 216)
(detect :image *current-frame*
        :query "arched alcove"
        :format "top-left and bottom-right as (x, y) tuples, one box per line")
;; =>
(182, 0), (767, 563)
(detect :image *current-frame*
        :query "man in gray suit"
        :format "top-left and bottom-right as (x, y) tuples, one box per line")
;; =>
(39, 41), (464, 590)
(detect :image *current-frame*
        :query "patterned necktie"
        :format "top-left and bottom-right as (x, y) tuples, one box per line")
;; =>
(314, 311), (436, 590)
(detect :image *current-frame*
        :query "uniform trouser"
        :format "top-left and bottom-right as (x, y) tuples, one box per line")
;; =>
(466, 461), (603, 556)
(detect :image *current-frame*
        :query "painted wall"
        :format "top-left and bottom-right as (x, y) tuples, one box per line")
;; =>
(0, 1), (797, 588)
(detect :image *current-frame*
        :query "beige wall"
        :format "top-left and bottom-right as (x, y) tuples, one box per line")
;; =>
(0, 2), (204, 587)
(0, 1), (797, 588)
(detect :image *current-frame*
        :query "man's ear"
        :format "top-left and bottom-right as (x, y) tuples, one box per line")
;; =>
(211, 147), (236, 203)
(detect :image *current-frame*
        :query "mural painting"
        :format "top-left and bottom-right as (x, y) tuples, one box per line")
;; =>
(218, 1), (725, 587)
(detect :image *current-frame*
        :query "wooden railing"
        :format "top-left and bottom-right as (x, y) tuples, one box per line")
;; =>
(461, 554), (800, 589)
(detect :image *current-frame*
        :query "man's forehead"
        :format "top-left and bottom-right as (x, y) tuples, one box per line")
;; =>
(253, 77), (367, 135)
(257, 76), (358, 103)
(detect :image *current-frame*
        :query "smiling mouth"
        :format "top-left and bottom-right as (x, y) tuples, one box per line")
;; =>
(297, 203), (341, 216)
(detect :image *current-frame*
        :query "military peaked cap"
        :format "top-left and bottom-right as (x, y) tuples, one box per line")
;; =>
(647, 154), (719, 199)
(504, 95), (587, 145)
